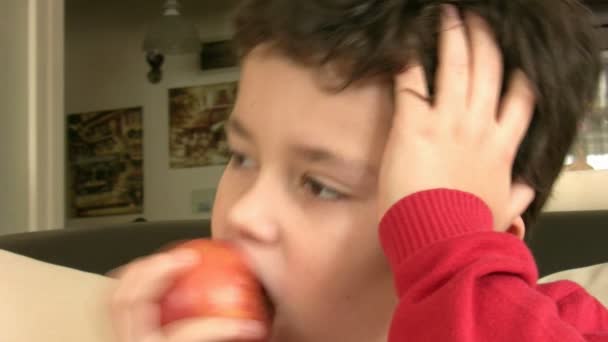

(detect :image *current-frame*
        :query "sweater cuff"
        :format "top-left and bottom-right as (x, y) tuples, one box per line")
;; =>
(379, 189), (494, 265)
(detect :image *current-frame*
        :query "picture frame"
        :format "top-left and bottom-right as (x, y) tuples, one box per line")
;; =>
(67, 107), (144, 217)
(168, 81), (238, 169)
(200, 40), (238, 71)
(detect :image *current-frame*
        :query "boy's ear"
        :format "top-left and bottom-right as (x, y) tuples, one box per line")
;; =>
(504, 181), (535, 240)
(506, 216), (526, 240)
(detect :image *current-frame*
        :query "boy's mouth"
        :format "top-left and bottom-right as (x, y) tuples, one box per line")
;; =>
(261, 285), (276, 321)
(232, 243), (276, 321)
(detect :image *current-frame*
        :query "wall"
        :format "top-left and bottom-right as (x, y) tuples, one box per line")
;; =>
(65, 0), (239, 228)
(0, 0), (30, 234)
(545, 170), (608, 212)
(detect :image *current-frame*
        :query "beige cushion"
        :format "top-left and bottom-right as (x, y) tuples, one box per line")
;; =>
(539, 262), (608, 307)
(0, 250), (118, 342)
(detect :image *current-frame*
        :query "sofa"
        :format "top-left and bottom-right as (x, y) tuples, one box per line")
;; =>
(0, 220), (211, 276)
(0, 212), (606, 342)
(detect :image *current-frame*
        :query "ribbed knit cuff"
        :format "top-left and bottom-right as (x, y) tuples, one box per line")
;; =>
(379, 189), (494, 265)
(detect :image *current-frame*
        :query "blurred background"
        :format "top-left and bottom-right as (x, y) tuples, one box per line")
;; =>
(0, 0), (606, 236)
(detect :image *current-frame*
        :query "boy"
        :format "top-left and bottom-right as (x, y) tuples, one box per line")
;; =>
(110, 1), (608, 341)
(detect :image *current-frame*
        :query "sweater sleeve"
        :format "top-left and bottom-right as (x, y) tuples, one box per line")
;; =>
(379, 189), (608, 342)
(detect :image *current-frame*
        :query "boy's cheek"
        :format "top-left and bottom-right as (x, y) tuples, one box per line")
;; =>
(210, 171), (240, 237)
(210, 191), (229, 238)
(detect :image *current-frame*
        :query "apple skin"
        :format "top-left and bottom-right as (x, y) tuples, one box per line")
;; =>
(159, 239), (270, 334)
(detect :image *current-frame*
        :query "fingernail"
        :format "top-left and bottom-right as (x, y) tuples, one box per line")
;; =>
(442, 4), (460, 19)
(172, 249), (199, 264)
(239, 321), (266, 337)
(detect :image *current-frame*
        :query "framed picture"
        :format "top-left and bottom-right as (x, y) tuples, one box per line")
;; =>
(67, 107), (144, 217)
(564, 51), (608, 171)
(200, 40), (238, 71)
(169, 82), (237, 168)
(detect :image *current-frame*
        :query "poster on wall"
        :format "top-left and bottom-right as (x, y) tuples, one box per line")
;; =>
(200, 40), (238, 71)
(169, 82), (237, 168)
(67, 107), (144, 217)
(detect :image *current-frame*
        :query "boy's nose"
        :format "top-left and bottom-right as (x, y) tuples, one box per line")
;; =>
(227, 177), (281, 244)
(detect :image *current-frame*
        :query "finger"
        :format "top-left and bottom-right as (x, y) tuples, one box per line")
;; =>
(395, 59), (431, 124)
(164, 318), (267, 342)
(498, 70), (536, 154)
(127, 251), (200, 340)
(106, 265), (126, 278)
(128, 250), (199, 306)
(110, 258), (150, 342)
(436, 4), (470, 112)
(110, 251), (200, 341)
(466, 11), (503, 125)
(131, 302), (164, 342)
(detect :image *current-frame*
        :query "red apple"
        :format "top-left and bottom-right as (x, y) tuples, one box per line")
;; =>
(159, 239), (271, 332)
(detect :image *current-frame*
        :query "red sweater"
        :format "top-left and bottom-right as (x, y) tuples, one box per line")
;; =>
(379, 189), (608, 341)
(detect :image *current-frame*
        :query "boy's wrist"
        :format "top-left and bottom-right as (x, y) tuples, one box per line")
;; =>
(379, 188), (494, 262)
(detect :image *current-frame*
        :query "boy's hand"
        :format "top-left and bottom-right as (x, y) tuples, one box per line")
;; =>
(378, 5), (536, 231)
(108, 251), (267, 342)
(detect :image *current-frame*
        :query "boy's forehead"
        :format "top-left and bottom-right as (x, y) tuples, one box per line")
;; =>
(239, 45), (393, 127)
(233, 51), (394, 176)
(240, 46), (394, 112)
(244, 45), (392, 91)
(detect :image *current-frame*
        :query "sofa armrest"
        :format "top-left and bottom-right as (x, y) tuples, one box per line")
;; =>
(0, 250), (117, 342)
(539, 262), (608, 307)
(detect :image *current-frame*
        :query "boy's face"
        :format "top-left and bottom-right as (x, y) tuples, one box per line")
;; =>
(212, 46), (397, 341)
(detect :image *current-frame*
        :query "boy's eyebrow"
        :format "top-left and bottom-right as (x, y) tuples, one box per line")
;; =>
(288, 145), (376, 180)
(227, 116), (376, 180)
(226, 117), (252, 140)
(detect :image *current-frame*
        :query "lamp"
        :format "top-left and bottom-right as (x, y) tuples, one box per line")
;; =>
(142, 0), (200, 83)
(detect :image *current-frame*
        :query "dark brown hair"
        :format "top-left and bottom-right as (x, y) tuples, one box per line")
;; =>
(233, 0), (601, 232)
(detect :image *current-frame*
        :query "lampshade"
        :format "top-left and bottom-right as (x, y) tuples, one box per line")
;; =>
(142, 0), (200, 55)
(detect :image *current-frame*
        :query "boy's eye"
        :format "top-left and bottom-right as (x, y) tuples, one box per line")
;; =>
(302, 177), (345, 201)
(229, 150), (256, 169)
